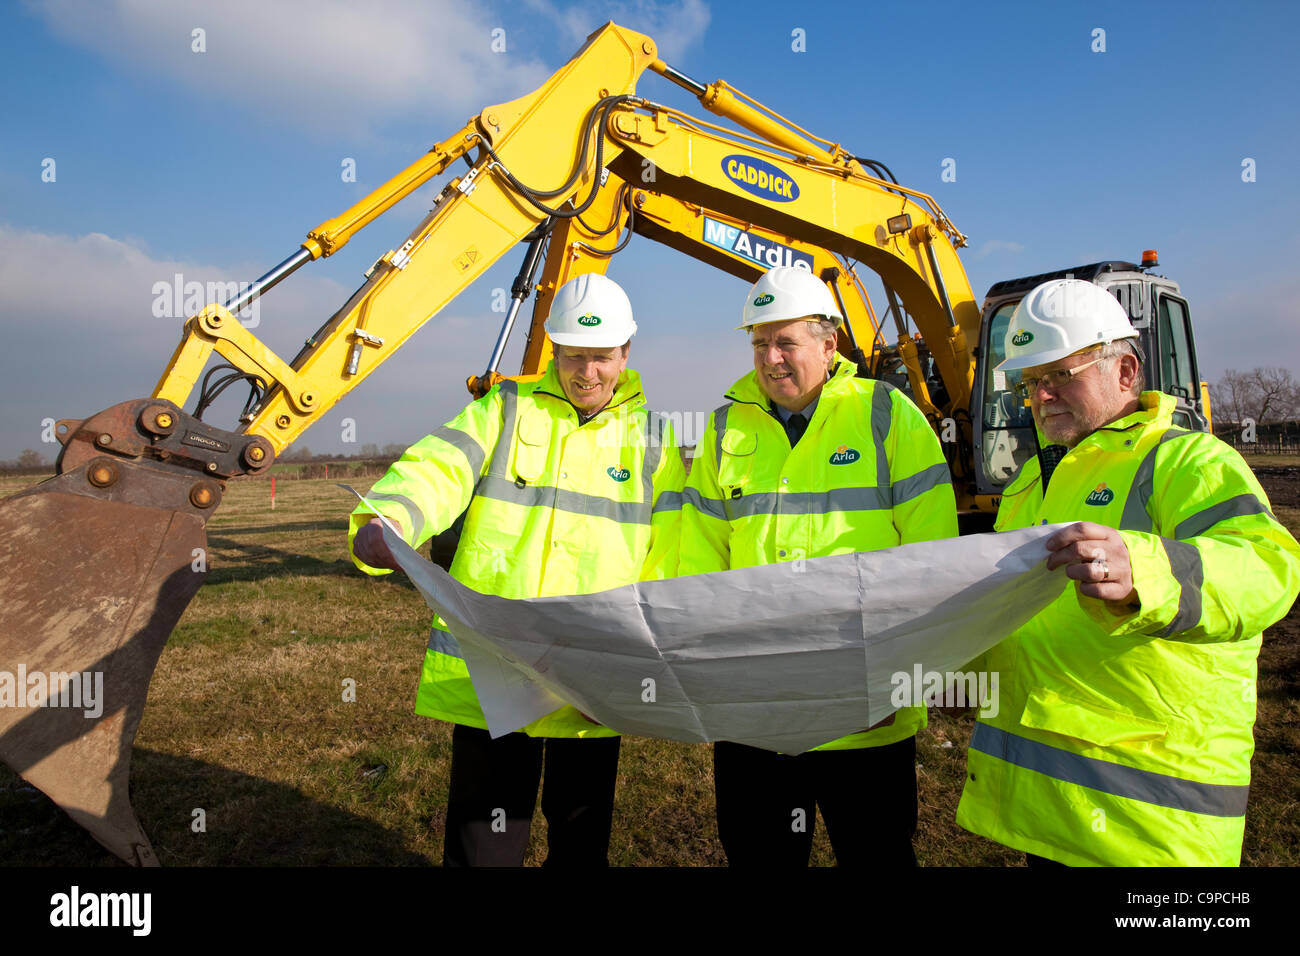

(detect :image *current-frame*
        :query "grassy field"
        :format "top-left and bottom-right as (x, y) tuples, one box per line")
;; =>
(0, 471), (1297, 866)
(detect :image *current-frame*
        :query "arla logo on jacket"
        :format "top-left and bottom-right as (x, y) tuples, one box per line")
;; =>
(829, 445), (860, 465)
(752, 293), (774, 307)
(1084, 483), (1114, 506)
(606, 465), (631, 482)
(577, 313), (602, 326)
(1011, 329), (1034, 346)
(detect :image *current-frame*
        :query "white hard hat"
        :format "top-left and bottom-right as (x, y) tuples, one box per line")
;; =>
(996, 278), (1139, 371)
(738, 266), (844, 331)
(545, 273), (637, 347)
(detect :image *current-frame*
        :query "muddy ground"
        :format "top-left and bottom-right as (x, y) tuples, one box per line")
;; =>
(1246, 466), (1300, 865)
(1255, 466), (1300, 510)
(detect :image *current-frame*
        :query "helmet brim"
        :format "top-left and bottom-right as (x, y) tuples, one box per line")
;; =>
(547, 328), (635, 348)
(995, 331), (1140, 372)
(736, 313), (844, 332)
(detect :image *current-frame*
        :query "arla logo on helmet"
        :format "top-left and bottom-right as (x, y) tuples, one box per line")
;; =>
(1011, 329), (1034, 347)
(577, 313), (602, 326)
(753, 293), (774, 307)
(1084, 483), (1114, 506)
(606, 466), (631, 482)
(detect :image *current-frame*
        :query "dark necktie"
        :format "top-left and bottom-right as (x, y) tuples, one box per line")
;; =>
(785, 412), (807, 447)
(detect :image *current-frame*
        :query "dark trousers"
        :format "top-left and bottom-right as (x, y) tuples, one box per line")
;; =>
(713, 736), (918, 867)
(442, 724), (621, 867)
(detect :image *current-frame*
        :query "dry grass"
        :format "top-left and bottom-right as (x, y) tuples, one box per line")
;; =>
(0, 473), (1296, 866)
(1237, 453), (1300, 467)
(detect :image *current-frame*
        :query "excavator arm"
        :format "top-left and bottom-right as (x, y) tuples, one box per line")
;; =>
(0, 22), (984, 864)
(156, 27), (662, 452)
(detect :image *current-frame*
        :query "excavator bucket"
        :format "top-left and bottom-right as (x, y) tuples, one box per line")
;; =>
(0, 399), (267, 865)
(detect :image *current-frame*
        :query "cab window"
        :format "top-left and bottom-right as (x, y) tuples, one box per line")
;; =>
(983, 301), (1033, 428)
(1157, 295), (1196, 400)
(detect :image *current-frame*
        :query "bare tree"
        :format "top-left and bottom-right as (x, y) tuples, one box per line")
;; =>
(16, 449), (46, 468)
(1249, 367), (1300, 424)
(1210, 368), (1300, 425)
(1209, 371), (1248, 424)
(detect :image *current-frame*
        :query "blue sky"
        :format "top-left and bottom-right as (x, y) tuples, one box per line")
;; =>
(2, 0), (1297, 460)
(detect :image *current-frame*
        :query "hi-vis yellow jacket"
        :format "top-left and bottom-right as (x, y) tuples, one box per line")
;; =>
(348, 362), (684, 738)
(956, 391), (1300, 865)
(678, 359), (959, 750)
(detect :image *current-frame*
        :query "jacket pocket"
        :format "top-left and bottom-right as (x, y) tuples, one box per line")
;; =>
(512, 410), (552, 483)
(1019, 685), (1168, 746)
(717, 429), (757, 493)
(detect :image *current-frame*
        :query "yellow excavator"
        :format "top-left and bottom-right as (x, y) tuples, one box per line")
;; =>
(0, 22), (1211, 864)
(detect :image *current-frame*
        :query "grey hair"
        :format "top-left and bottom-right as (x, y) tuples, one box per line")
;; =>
(807, 317), (839, 343)
(1100, 339), (1144, 396)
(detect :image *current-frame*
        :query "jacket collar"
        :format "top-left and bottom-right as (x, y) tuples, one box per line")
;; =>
(1089, 390), (1175, 437)
(532, 360), (645, 419)
(724, 356), (856, 411)
(992, 392), (1176, 498)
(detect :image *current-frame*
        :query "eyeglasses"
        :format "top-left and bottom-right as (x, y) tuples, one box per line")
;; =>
(1012, 356), (1106, 398)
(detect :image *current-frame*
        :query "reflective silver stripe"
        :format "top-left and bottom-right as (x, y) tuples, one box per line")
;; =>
(970, 722), (1249, 817)
(682, 486), (726, 520)
(724, 486), (892, 520)
(1158, 537), (1204, 636)
(642, 411), (664, 510)
(364, 491), (424, 542)
(653, 490), (684, 514)
(1120, 427), (1196, 532)
(892, 462), (951, 505)
(712, 402), (731, 467)
(431, 424), (486, 477)
(476, 475), (651, 525)
(1175, 493), (1271, 540)
(426, 626), (463, 659)
(485, 379), (520, 482)
(870, 382), (893, 501)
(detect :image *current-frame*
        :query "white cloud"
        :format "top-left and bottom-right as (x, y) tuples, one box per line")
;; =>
(972, 239), (1024, 260)
(0, 223), (346, 335)
(0, 223), (350, 456)
(28, 0), (553, 133)
(0, 223), (538, 460)
(522, 0), (711, 62)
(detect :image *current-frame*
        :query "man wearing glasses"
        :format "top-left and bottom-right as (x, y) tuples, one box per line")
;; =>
(956, 278), (1300, 866)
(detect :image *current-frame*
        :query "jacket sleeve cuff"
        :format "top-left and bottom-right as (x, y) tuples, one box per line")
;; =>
(347, 507), (402, 576)
(1079, 531), (1180, 635)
